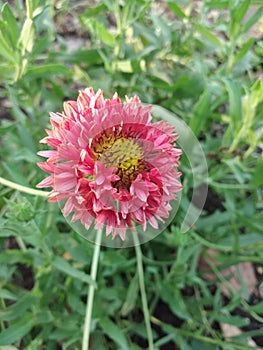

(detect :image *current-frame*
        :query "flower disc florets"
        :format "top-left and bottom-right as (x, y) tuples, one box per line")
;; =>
(37, 88), (182, 241)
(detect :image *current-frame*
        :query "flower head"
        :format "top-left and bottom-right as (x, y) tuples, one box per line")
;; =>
(37, 88), (182, 241)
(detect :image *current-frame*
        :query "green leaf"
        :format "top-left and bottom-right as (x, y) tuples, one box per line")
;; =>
(193, 23), (222, 47)
(251, 79), (263, 108)
(0, 313), (35, 346)
(6, 86), (27, 123)
(121, 274), (139, 316)
(190, 90), (211, 137)
(0, 249), (31, 265)
(251, 158), (263, 186)
(1, 3), (18, 47)
(49, 322), (79, 340)
(160, 286), (190, 320)
(234, 37), (254, 64)
(220, 232), (263, 248)
(214, 313), (250, 327)
(17, 124), (36, 153)
(2, 162), (30, 186)
(13, 147), (39, 163)
(100, 317), (129, 350)
(205, 1), (229, 9)
(0, 289), (18, 301)
(80, 3), (107, 18)
(95, 21), (115, 47)
(222, 78), (242, 128)
(133, 1), (152, 23)
(51, 49), (102, 65)
(196, 211), (230, 231)
(112, 60), (133, 73)
(248, 301), (263, 313)
(34, 310), (54, 324)
(25, 64), (72, 78)
(230, 0), (251, 39)
(0, 21), (17, 61)
(0, 294), (35, 322)
(52, 256), (95, 285)
(167, 2), (187, 19)
(231, 0), (251, 24)
(222, 158), (246, 184)
(151, 14), (171, 45)
(243, 4), (263, 34)
(0, 123), (15, 136)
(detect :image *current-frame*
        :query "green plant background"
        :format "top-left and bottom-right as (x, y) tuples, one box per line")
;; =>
(0, 0), (263, 349)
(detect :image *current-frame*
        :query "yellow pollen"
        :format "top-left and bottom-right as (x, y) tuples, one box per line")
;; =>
(99, 138), (142, 168)
(91, 132), (145, 189)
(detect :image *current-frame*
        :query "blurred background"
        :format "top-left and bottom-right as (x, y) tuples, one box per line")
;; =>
(0, 0), (263, 349)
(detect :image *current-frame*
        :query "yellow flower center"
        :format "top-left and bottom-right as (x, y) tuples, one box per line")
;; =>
(91, 131), (146, 189)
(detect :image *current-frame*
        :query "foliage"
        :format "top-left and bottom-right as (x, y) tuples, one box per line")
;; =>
(0, 0), (263, 349)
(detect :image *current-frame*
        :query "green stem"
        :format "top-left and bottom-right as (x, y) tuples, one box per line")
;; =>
(134, 233), (154, 350)
(16, 237), (27, 252)
(26, 0), (33, 19)
(0, 299), (6, 331)
(82, 229), (102, 350)
(0, 177), (49, 197)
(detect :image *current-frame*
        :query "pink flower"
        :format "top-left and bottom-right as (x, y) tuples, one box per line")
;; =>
(37, 88), (182, 240)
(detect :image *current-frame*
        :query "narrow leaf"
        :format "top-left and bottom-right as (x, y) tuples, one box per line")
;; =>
(222, 78), (242, 127)
(194, 23), (222, 47)
(167, 2), (187, 19)
(243, 4), (263, 34)
(121, 274), (139, 316)
(0, 315), (35, 346)
(0, 123), (15, 136)
(0, 294), (35, 321)
(214, 313), (250, 327)
(248, 301), (263, 313)
(231, 0), (250, 24)
(100, 317), (129, 350)
(25, 64), (72, 78)
(234, 37), (255, 64)
(2, 162), (30, 186)
(0, 289), (18, 301)
(190, 91), (211, 137)
(52, 256), (94, 285)
(0, 22), (17, 61)
(251, 158), (263, 186)
(95, 21), (115, 46)
(2, 3), (18, 47)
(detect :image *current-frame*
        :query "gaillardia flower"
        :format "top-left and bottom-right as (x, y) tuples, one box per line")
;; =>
(37, 88), (182, 241)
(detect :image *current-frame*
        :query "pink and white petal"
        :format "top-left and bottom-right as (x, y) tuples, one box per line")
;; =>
(62, 198), (76, 216)
(37, 176), (54, 188)
(37, 150), (57, 159)
(37, 161), (54, 173)
(58, 144), (80, 161)
(55, 173), (76, 191)
(148, 215), (159, 229)
(48, 192), (70, 202)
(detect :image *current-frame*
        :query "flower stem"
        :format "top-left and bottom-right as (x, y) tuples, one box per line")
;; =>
(82, 228), (102, 350)
(0, 177), (49, 197)
(134, 234), (154, 350)
(26, 0), (33, 19)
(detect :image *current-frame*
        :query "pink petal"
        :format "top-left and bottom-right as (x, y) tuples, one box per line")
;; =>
(37, 150), (57, 158)
(37, 176), (53, 188)
(62, 198), (75, 216)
